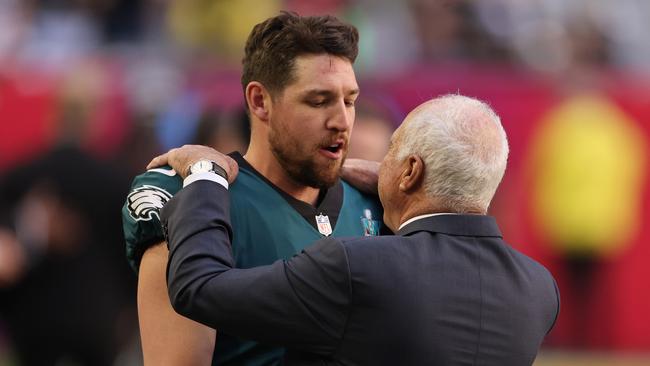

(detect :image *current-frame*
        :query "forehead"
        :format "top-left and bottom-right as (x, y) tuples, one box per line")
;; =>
(286, 54), (358, 94)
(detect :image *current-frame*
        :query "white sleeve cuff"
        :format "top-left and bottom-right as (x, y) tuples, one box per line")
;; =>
(183, 172), (229, 190)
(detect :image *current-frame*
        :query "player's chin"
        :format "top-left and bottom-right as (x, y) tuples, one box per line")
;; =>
(317, 161), (343, 187)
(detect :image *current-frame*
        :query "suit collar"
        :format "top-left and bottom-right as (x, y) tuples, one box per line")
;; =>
(396, 214), (502, 238)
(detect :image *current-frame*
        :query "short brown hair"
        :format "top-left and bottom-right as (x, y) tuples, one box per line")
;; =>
(241, 12), (359, 100)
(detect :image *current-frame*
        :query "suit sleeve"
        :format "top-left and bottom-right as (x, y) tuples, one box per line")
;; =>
(162, 180), (351, 356)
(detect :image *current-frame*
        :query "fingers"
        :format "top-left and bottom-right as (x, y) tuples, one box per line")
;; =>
(147, 152), (170, 170)
(222, 155), (239, 184)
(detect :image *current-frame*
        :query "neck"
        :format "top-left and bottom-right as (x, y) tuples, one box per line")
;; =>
(244, 140), (321, 206)
(390, 194), (473, 231)
(395, 205), (439, 231)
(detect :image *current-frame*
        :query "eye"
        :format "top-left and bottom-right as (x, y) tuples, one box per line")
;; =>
(308, 100), (326, 107)
(344, 99), (355, 107)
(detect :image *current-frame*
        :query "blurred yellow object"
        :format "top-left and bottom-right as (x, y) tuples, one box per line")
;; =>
(529, 94), (647, 257)
(167, 0), (281, 58)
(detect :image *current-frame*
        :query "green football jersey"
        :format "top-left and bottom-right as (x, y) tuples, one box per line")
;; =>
(122, 154), (383, 365)
(122, 166), (182, 272)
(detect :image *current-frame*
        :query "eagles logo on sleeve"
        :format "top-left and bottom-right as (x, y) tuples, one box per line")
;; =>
(126, 185), (173, 221)
(122, 167), (182, 272)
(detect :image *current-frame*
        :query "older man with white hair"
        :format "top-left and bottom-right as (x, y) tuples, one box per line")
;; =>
(153, 94), (559, 366)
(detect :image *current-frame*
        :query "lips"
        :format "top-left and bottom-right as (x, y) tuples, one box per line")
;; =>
(319, 138), (346, 160)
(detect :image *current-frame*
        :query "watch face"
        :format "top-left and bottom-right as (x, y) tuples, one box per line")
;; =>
(192, 160), (212, 174)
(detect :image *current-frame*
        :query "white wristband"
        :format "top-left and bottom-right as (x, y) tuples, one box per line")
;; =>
(183, 172), (229, 189)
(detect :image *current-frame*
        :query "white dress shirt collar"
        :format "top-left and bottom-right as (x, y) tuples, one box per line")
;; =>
(398, 213), (458, 231)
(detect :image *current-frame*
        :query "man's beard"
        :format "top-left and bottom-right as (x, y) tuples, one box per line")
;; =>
(269, 128), (345, 189)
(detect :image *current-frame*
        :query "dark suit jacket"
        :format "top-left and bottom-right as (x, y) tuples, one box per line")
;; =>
(162, 181), (559, 366)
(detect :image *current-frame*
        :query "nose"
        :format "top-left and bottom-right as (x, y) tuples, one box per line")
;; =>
(326, 100), (354, 132)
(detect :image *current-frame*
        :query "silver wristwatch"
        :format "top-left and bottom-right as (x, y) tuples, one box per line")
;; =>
(187, 159), (228, 180)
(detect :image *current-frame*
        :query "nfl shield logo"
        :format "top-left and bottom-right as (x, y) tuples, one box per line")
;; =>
(315, 214), (333, 236)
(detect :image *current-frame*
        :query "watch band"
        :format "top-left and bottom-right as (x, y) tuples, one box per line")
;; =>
(210, 162), (229, 181)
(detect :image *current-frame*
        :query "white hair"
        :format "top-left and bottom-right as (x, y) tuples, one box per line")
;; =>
(395, 94), (509, 213)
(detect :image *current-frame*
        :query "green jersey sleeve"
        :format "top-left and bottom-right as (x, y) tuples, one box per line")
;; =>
(122, 166), (183, 273)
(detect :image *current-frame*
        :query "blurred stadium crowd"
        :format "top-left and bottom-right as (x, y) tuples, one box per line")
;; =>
(1, 0), (650, 365)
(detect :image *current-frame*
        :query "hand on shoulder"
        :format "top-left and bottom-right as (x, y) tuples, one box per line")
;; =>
(147, 145), (239, 183)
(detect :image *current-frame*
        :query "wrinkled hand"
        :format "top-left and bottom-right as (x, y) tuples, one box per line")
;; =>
(341, 158), (380, 195)
(147, 145), (239, 183)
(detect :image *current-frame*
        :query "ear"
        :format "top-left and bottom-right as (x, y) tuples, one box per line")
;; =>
(245, 81), (271, 123)
(398, 155), (424, 193)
